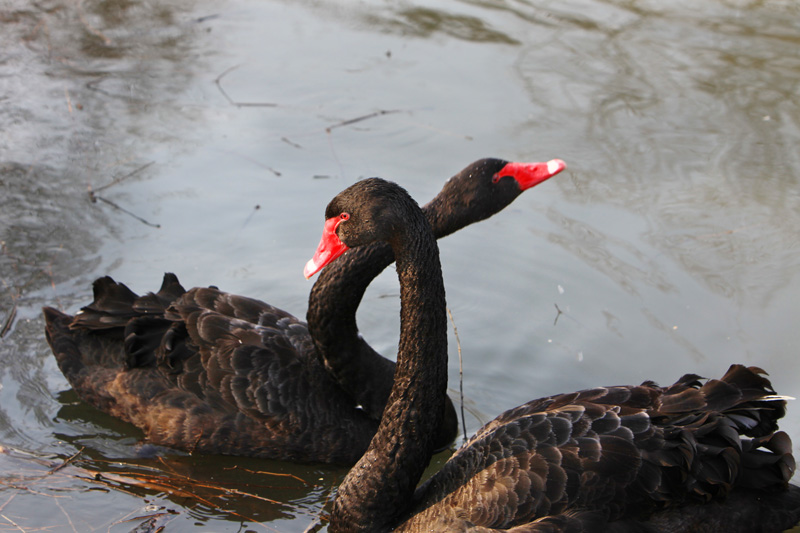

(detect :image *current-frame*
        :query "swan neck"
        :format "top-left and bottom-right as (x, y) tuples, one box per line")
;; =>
(305, 200), (448, 420)
(307, 243), (397, 418)
(330, 213), (448, 532)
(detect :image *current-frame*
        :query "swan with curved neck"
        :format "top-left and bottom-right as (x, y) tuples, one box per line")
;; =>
(43, 158), (565, 464)
(306, 178), (800, 532)
(307, 158), (564, 423)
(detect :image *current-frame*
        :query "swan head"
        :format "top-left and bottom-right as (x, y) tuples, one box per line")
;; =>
(429, 158), (566, 232)
(305, 178), (421, 279)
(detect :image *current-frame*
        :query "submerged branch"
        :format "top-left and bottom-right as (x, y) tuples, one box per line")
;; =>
(447, 308), (468, 442)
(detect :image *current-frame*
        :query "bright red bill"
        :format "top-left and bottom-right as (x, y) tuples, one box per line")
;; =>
(498, 159), (566, 191)
(304, 216), (350, 279)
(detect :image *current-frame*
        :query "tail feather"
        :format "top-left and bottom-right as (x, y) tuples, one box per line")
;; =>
(132, 273), (186, 314)
(677, 366), (791, 504)
(71, 273), (185, 331)
(43, 305), (129, 415)
(43, 273), (189, 390)
(43, 306), (86, 383)
(739, 432), (796, 489)
(72, 276), (140, 329)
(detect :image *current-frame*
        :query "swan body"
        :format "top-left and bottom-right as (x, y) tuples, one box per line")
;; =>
(43, 158), (565, 464)
(305, 178), (800, 532)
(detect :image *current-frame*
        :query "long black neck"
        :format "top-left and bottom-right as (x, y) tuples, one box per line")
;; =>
(306, 204), (455, 420)
(306, 242), (397, 419)
(328, 206), (448, 532)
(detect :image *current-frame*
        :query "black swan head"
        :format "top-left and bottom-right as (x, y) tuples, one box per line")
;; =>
(305, 178), (431, 278)
(425, 158), (566, 237)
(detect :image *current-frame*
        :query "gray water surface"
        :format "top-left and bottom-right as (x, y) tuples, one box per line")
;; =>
(2, 0), (800, 531)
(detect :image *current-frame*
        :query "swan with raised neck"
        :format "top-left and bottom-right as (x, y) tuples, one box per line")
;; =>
(306, 177), (799, 532)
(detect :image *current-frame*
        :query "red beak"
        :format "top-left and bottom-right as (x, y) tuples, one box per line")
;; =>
(304, 216), (350, 279)
(497, 159), (566, 191)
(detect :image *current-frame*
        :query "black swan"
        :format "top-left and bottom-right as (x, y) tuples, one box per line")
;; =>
(43, 157), (566, 464)
(304, 178), (800, 532)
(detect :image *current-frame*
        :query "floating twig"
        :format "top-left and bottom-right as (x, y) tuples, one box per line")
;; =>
(86, 164), (160, 228)
(222, 466), (309, 485)
(48, 447), (84, 474)
(281, 137), (303, 149)
(53, 496), (79, 533)
(93, 161), (155, 193)
(195, 14), (221, 23)
(303, 514), (325, 533)
(0, 513), (25, 533)
(215, 65), (278, 108)
(242, 204), (261, 227)
(553, 303), (563, 326)
(325, 109), (402, 132)
(0, 303), (16, 339)
(91, 195), (161, 228)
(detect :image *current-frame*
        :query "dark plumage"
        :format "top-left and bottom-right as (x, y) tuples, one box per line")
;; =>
(43, 157), (565, 464)
(305, 178), (800, 532)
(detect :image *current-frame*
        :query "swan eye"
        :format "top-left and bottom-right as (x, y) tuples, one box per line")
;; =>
(491, 173), (502, 184)
(340, 213), (350, 220)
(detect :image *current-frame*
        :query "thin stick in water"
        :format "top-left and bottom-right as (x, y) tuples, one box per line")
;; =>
(0, 303), (16, 339)
(447, 308), (468, 442)
(93, 161), (155, 193)
(553, 303), (563, 326)
(91, 195), (161, 229)
(48, 447), (84, 474)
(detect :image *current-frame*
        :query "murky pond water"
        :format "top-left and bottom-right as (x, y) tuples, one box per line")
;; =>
(2, 0), (800, 531)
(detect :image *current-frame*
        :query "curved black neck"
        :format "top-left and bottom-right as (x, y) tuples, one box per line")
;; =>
(305, 182), (483, 418)
(328, 206), (448, 532)
(306, 215), (451, 421)
(306, 241), (397, 419)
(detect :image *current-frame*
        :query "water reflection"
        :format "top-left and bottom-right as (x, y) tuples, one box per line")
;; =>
(515, 0), (800, 308)
(0, 0), (213, 339)
(0, 0), (231, 528)
(543, 206), (676, 297)
(373, 6), (519, 43)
